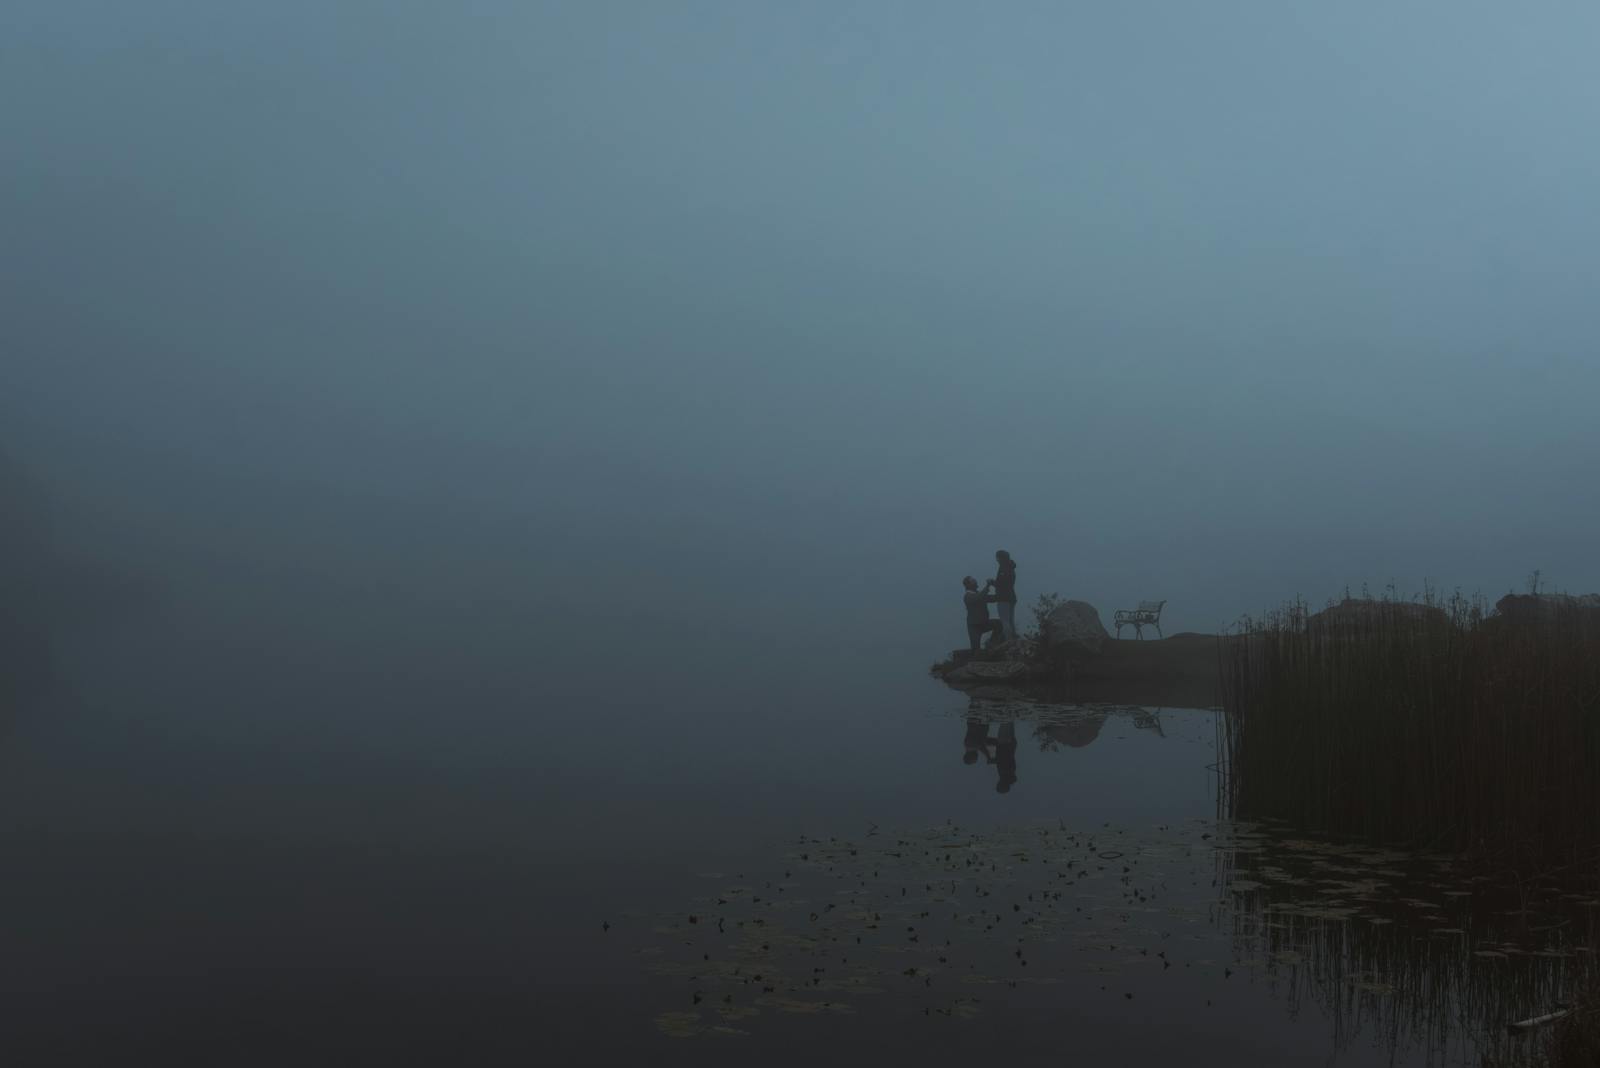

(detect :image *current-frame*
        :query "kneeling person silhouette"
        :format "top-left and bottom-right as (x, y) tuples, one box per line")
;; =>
(962, 575), (1004, 652)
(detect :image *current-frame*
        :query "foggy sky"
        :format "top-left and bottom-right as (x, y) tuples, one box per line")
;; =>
(6, 1), (1599, 659)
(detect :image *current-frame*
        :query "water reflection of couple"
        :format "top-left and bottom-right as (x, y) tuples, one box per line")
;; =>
(962, 718), (1019, 794)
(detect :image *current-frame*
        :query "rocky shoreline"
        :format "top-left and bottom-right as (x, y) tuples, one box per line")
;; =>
(930, 599), (1227, 708)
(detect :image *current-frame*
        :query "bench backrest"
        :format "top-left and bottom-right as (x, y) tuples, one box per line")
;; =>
(1137, 600), (1166, 614)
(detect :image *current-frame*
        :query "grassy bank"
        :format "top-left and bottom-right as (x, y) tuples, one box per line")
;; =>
(1219, 592), (1600, 871)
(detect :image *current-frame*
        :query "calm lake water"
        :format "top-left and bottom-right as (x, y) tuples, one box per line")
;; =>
(1, 576), (1590, 1067)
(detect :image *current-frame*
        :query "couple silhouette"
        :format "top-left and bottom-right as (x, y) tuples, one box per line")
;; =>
(960, 550), (1017, 652)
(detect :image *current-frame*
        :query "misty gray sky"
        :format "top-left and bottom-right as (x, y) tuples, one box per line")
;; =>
(6, 1), (1599, 653)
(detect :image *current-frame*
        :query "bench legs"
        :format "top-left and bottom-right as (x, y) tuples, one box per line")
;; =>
(1115, 615), (1163, 640)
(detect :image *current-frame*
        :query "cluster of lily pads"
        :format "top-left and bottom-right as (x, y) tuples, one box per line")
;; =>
(613, 815), (1595, 1060)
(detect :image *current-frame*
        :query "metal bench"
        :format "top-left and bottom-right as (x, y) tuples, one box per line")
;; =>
(1113, 599), (1166, 639)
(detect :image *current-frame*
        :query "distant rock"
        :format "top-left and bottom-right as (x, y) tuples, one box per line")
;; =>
(1493, 593), (1600, 624)
(1042, 601), (1109, 655)
(1307, 598), (1449, 631)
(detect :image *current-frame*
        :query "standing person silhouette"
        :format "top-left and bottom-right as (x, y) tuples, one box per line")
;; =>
(990, 551), (1018, 640)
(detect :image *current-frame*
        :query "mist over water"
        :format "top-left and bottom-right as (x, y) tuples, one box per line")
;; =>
(5, 2), (1599, 1063)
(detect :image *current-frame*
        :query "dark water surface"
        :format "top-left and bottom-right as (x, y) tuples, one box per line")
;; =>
(1, 582), (1588, 1067)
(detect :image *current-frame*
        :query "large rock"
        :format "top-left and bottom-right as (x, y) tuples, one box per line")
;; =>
(961, 660), (1031, 681)
(1042, 601), (1109, 655)
(986, 638), (1031, 659)
(943, 638), (1020, 664)
(944, 660), (1032, 687)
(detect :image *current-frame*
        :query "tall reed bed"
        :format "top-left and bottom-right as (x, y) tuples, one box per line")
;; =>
(1219, 592), (1600, 870)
